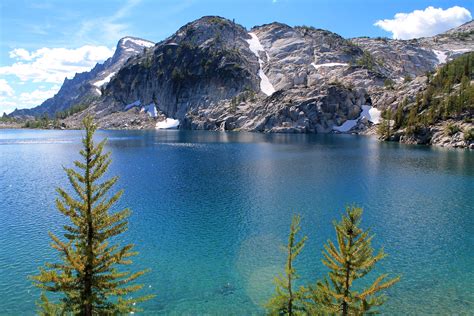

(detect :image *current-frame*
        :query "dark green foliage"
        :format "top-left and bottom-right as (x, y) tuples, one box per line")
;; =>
(171, 68), (186, 82)
(55, 103), (90, 120)
(207, 16), (231, 28)
(229, 88), (257, 112)
(266, 215), (308, 316)
(24, 102), (90, 129)
(375, 36), (389, 42)
(384, 78), (395, 89)
(444, 123), (461, 136)
(0, 113), (20, 123)
(308, 206), (400, 315)
(356, 51), (377, 71)
(160, 42), (248, 87)
(450, 30), (474, 41)
(377, 108), (392, 140)
(32, 116), (152, 315)
(267, 208), (399, 315)
(463, 128), (474, 142)
(394, 99), (406, 129)
(24, 113), (55, 129)
(392, 52), (473, 133)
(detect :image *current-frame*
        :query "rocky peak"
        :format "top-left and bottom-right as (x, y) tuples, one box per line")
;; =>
(99, 16), (260, 120)
(443, 20), (474, 34)
(109, 36), (155, 66)
(170, 16), (249, 50)
(116, 37), (154, 56)
(9, 36), (154, 118)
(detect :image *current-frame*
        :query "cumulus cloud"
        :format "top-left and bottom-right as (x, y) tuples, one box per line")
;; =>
(374, 6), (472, 39)
(9, 48), (34, 61)
(0, 79), (14, 97)
(17, 85), (60, 106)
(0, 45), (114, 84)
(0, 84), (61, 114)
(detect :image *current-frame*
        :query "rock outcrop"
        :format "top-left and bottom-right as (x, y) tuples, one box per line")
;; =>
(9, 17), (474, 148)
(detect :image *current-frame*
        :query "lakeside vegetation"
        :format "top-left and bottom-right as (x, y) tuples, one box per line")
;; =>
(378, 52), (474, 140)
(21, 103), (90, 129)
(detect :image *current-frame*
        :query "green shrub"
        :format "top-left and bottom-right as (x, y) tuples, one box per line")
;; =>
(356, 51), (377, 71)
(463, 128), (474, 142)
(384, 78), (395, 89)
(445, 123), (461, 136)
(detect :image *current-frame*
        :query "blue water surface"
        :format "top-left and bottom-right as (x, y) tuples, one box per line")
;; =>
(0, 129), (473, 315)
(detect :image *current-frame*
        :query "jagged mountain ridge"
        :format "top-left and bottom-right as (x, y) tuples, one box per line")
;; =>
(10, 16), (473, 143)
(9, 36), (155, 117)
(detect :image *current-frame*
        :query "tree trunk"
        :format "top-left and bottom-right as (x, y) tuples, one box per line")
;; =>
(83, 133), (94, 316)
(342, 232), (353, 316)
(287, 234), (293, 315)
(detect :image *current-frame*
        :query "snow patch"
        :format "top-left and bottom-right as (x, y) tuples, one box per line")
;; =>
(433, 50), (447, 64)
(156, 118), (180, 129)
(143, 103), (157, 118)
(311, 62), (348, 70)
(124, 100), (141, 111)
(94, 87), (102, 95)
(122, 37), (154, 48)
(124, 100), (157, 117)
(246, 32), (275, 96)
(367, 106), (382, 124)
(333, 105), (381, 132)
(93, 72), (116, 88)
(333, 118), (358, 132)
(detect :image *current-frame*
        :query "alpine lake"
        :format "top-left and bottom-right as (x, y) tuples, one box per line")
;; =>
(0, 129), (473, 315)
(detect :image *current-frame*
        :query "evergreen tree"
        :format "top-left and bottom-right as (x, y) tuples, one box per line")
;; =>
(377, 108), (392, 140)
(309, 206), (399, 315)
(266, 215), (308, 316)
(32, 116), (152, 315)
(394, 101), (405, 129)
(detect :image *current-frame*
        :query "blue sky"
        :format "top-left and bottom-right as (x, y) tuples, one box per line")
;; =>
(0, 0), (473, 114)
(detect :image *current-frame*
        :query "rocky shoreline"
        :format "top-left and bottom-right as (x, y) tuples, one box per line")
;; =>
(5, 116), (472, 150)
(6, 17), (473, 150)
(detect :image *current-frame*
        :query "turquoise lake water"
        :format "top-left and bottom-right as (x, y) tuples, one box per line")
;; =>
(0, 129), (473, 315)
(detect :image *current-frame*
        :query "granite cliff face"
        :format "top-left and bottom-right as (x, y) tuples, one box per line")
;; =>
(11, 17), (474, 147)
(96, 17), (260, 121)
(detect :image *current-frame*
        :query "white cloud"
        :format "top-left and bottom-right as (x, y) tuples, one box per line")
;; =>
(0, 85), (60, 115)
(374, 6), (472, 39)
(9, 48), (34, 61)
(0, 79), (14, 97)
(18, 85), (60, 106)
(0, 45), (115, 84)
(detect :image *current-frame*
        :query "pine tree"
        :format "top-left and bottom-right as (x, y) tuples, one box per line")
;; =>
(310, 206), (399, 315)
(266, 215), (308, 316)
(377, 108), (392, 141)
(32, 116), (153, 315)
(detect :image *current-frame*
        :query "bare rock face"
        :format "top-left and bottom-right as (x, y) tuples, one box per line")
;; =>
(95, 16), (260, 121)
(10, 16), (473, 149)
(249, 23), (364, 91)
(180, 83), (369, 134)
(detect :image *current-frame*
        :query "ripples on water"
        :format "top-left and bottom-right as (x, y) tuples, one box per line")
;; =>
(0, 129), (473, 315)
